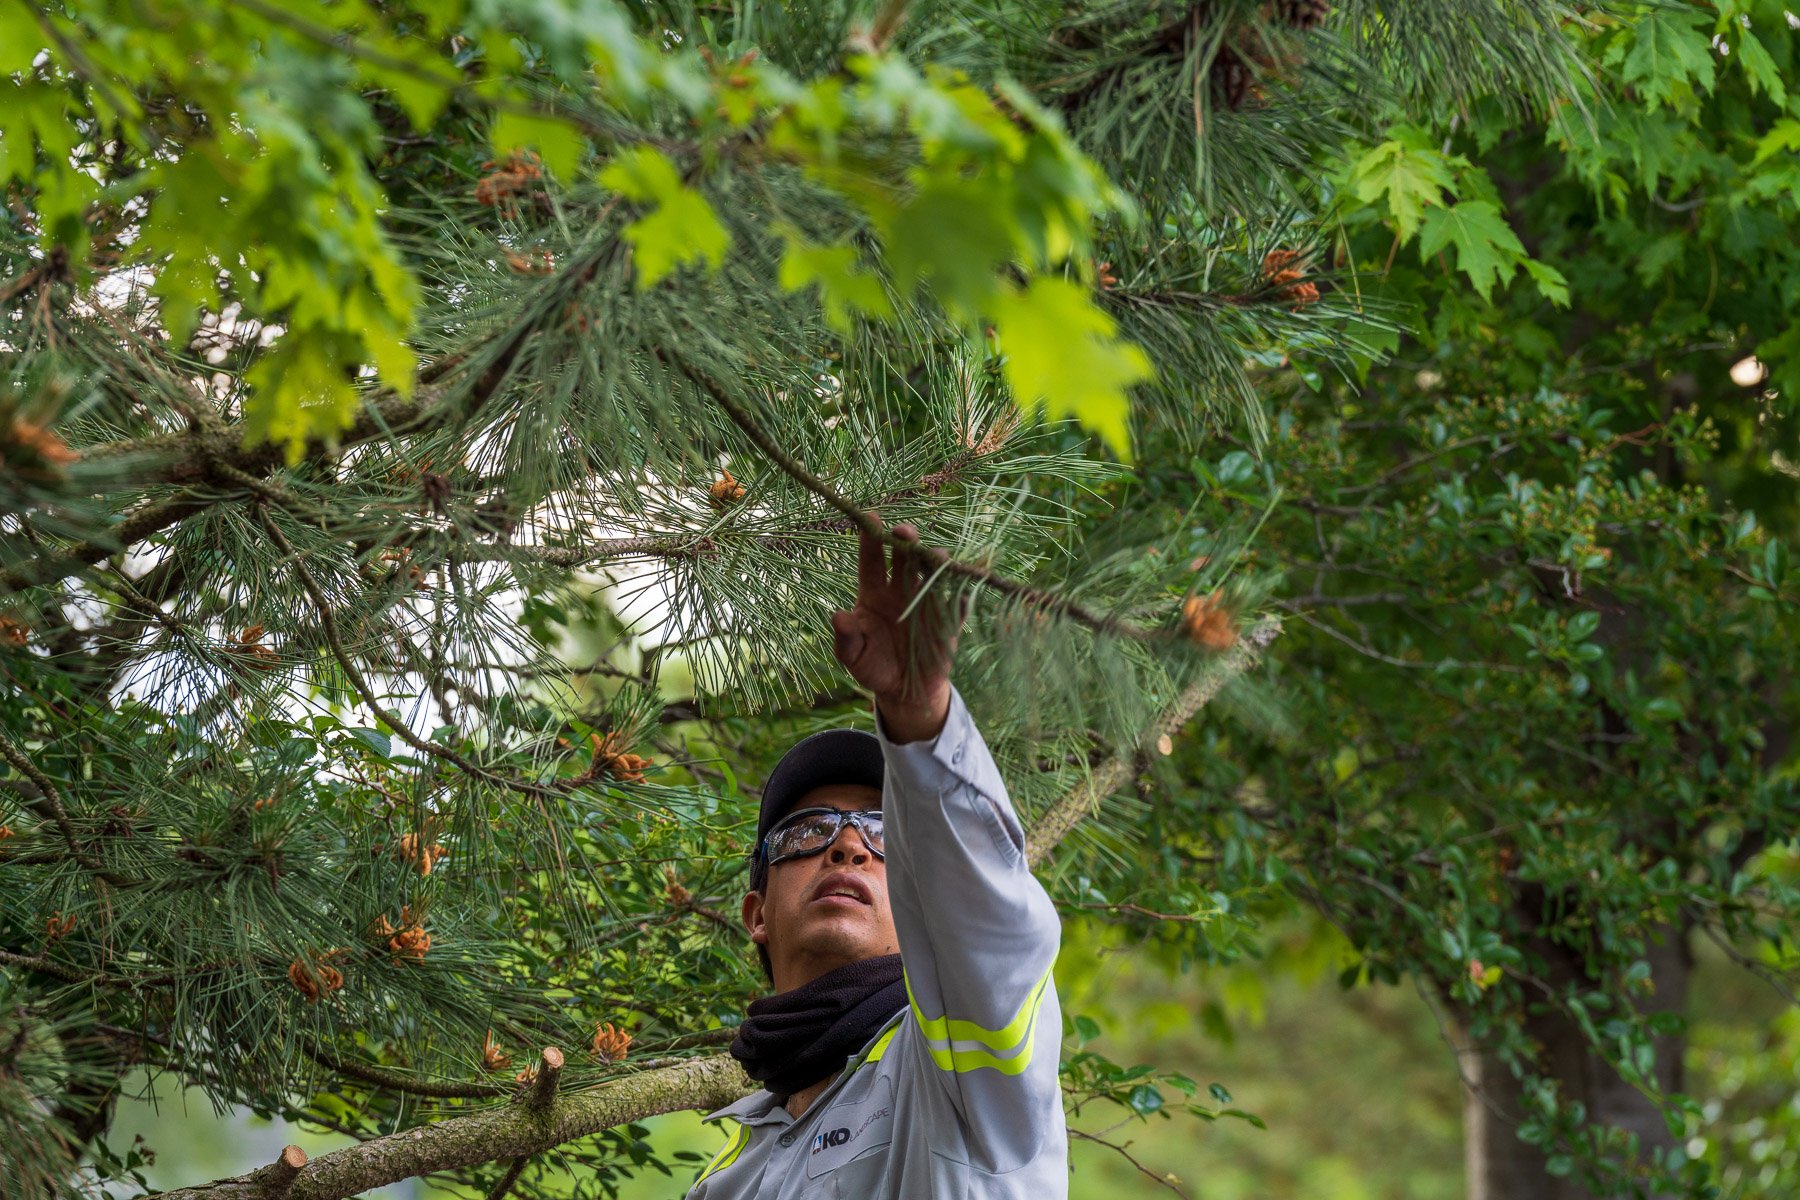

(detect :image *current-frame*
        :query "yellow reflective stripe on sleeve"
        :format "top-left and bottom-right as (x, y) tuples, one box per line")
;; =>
(695, 1121), (749, 1184)
(859, 1024), (900, 1067)
(905, 964), (1054, 1075)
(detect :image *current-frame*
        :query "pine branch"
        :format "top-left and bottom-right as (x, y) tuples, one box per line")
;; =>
(0, 227), (618, 599)
(0, 728), (108, 876)
(304, 1045), (508, 1100)
(686, 365), (1163, 643)
(153, 1053), (751, 1200)
(147, 633), (1276, 1198)
(254, 503), (573, 806)
(1025, 617), (1280, 866)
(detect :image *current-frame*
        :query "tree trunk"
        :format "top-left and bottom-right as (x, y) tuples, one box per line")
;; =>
(1462, 925), (1690, 1200)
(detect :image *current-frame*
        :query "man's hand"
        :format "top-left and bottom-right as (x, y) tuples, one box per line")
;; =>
(832, 519), (957, 744)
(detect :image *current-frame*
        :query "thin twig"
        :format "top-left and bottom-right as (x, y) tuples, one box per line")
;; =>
(1069, 1128), (1194, 1199)
(686, 366), (1160, 642)
(253, 501), (570, 806)
(1026, 618), (1279, 865)
(304, 1044), (508, 1100)
(485, 1158), (529, 1200)
(0, 948), (91, 984)
(0, 728), (101, 871)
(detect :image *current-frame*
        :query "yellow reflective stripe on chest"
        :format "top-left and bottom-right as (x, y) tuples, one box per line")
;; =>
(696, 1121), (749, 1184)
(904, 965), (1053, 1075)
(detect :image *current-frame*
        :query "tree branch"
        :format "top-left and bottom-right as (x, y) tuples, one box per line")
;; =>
(0, 728), (108, 874)
(686, 365), (1162, 643)
(304, 1044), (508, 1100)
(155, 1053), (750, 1200)
(1025, 617), (1279, 866)
(0, 228), (617, 599)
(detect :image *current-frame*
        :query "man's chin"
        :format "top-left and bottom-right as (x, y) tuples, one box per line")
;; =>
(791, 913), (893, 968)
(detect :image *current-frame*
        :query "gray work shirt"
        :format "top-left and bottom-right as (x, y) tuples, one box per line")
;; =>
(688, 688), (1066, 1198)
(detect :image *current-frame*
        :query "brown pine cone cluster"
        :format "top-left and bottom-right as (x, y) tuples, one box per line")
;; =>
(1261, 248), (1321, 310)
(5, 417), (79, 479)
(586, 731), (653, 784)
(226, 624), (280, 670)
(474, 153), (548, 217)
(1182, 591), (1239, 652)
(708, 467), (747, 506)
(591, 1021), (632, 1063)
(288, 952), (346, 1003)
(394, 831), (447, 876)
(372, 906), (431, 961)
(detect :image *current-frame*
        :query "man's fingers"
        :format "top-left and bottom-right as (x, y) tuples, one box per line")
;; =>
(857, 514), (887, 595)
(890, 523), (921, 595)
(830, 609), (865, 669)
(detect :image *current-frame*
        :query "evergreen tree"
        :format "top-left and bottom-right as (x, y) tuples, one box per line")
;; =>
(2, 2), (1607, 1197)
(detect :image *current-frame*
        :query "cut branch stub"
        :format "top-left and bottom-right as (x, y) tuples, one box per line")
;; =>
(527, 1046), (564, 1109)
(264, 1146), (307, 1200)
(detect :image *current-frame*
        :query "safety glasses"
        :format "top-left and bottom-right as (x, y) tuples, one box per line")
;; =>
(762, 806), (885, 868)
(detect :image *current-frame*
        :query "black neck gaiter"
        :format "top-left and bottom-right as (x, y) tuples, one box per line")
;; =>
(729, 954), (906, 1100)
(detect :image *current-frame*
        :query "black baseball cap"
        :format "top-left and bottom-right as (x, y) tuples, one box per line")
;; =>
(750, 728), (885, 885)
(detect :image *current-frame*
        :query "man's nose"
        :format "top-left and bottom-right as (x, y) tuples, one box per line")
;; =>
(826, 826), (872, 863)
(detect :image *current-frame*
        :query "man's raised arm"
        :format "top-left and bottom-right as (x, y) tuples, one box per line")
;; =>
(832, 522), (1064, 1174)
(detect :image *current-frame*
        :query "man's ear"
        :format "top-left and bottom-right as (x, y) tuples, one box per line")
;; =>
(742, 890), (768, 946)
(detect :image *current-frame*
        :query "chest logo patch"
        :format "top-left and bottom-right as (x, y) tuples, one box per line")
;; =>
(804, 1076), (895, 1179)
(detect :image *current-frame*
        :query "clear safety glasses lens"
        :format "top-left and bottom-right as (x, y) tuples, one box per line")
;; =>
(764, 808), (885, 866)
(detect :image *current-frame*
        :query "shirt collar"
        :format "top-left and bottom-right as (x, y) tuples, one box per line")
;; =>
(703, 1088), (789, 1127)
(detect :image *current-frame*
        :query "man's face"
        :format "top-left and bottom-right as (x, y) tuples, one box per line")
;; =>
(742, 783), (897, 993)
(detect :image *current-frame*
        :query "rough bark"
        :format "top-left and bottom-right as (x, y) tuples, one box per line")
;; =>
(1463, 924), (1691, 1200)
(156, 1054), (750, 1200)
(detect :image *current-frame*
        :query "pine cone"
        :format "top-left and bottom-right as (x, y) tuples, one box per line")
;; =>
(474, 152), (547, 217)
(6, 419), (79, 473)
(588, 731), (653, 784)
(1181, 591), (1239, 652)
(592, 1022), (632, 1063)
(708, 468), (746, 507)
(395, 832), (446, 876)
(388, 924), (431, 961)
(288, 958), (320, 1002)
(1260, 249), (1321, 310)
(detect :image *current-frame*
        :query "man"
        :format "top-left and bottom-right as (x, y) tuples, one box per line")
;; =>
(688, 521), (1066, 1198)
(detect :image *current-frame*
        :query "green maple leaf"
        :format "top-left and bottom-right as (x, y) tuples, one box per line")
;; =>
(599, 146), (730, 288)
(875, 175), (1015, 317)
(989, 278), (1153, 460)
(1348, 137), (1457, 242)
(1621, 13), (1716, 108)
(1418, 201), (1526, 301)
(492, 110), (585, 180)
(777, 232), (893, 330)
(1753, 118), (1800, 166)
(1733, 31), (1787, 108)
